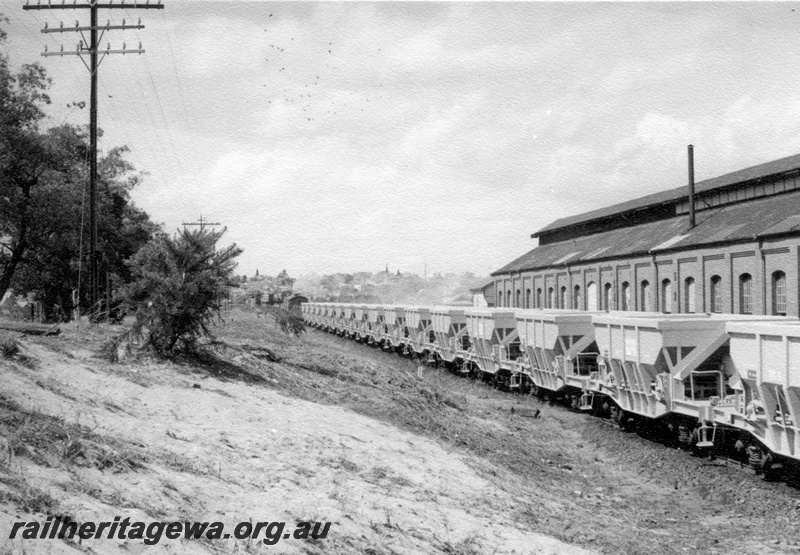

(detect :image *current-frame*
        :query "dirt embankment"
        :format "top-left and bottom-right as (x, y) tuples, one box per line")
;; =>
(0, 308), (798, 555)
(0, 315), (590, 555)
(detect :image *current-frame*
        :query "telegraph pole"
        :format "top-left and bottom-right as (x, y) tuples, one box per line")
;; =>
(181, 215), (226, 316)
(181, 215), (221, 232)
(23, 0), (164, 319)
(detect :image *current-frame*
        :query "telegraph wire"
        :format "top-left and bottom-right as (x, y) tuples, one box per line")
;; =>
(144, 53), (186, 177)
(159, 9), (196, 132)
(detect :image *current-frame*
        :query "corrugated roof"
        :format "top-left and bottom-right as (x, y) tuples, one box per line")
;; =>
(533, 152), (800, 237)
(494, 188), (800, 276)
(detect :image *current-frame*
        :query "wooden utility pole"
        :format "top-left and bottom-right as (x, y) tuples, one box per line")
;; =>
(24, 0), (164, 319)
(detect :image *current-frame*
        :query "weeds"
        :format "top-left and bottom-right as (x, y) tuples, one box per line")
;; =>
(260, 306), (306, 337)
(0, 394), (145, 472)
(0, 334), (19, 358)
(0, 474), (59, 514)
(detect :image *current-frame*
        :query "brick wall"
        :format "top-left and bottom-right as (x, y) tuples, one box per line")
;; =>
(493, 235), (800, 318)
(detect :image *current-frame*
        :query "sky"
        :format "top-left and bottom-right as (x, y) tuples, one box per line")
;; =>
(4, 1), (800, 278)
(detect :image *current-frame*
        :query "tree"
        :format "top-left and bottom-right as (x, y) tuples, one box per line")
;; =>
(0, 17), (157, 319)
(0, 18), (54, 300)
(118, 227), (242, 355)
(9, 126), (158, 319)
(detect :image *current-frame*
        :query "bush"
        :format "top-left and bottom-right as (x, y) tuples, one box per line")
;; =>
(118, 227), (242, 355)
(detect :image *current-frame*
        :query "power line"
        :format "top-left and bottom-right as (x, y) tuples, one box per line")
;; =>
(23, 0), (165, 320)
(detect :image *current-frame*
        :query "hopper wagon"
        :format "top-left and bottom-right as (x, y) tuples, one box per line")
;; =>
(382, 306), (408, 348)
(354, 304), (370, 340)
(463, 308), (520, 380)
(515, 309), (599, 395)
(341, 304), (353, 335)
(726, 320), (800, 464)
(365, 305), (386, 344)
(405, 306), (434, 355)
(431, 306), (470, 365)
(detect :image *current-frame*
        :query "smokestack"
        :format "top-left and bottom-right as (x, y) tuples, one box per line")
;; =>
(687, 144), (696, 230)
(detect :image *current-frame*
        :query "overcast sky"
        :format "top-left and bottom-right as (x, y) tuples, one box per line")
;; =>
(5, 2), (800, 278)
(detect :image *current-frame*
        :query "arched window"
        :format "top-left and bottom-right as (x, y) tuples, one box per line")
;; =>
(573, 285), (582, 310)
(497, 288), (503, 307)
(684, 277), (696, 313)
(506, 290), (512, 308)
(548, 287), (555, 309)
(560, 286), (567, 309)
(587, 282), (598, 311)
(661, 279), (672, 313)
(710, 275), (722, 313)
(525, 288), (531, 309)
(536, 288), (542, 308)
(621, 282), (630, 311)
(603, 283), (613, 311)
(773, 271), (787, 315)
(640, 280), (650, 311)
(516, 289), (521, 308)
(739, 273), (752, 314)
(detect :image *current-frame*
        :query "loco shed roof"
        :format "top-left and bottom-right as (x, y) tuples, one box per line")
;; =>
(532, 152), (800, 238)
(493, 187), (800, 276)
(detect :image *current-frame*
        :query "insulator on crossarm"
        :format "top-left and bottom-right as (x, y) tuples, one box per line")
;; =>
(60, 44), (63, 52)
(59, 21), (63, 29)
(75, 20), (79, 28)
(43, 21), (48, 30)
(122, 18), (126, 26)
(106, 42), (111, 50)
(43, 44), (48, 52)
(138, 42), (142, 49)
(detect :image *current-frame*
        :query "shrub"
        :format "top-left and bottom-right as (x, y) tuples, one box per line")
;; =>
(118, 227), (242, 355)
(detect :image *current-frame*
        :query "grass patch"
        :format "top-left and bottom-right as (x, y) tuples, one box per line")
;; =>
(0, 474), (60, 514)
(0, 393), (145, 472)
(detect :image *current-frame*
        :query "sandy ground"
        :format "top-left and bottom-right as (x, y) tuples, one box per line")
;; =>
(0, 334), (592, 555)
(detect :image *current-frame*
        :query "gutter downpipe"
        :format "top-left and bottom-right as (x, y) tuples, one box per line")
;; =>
(759, 237), (767, 315)
(688, 144), (696, 230)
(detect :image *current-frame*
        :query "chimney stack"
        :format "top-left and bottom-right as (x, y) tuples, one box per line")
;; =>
(688, 144), (696, 230)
